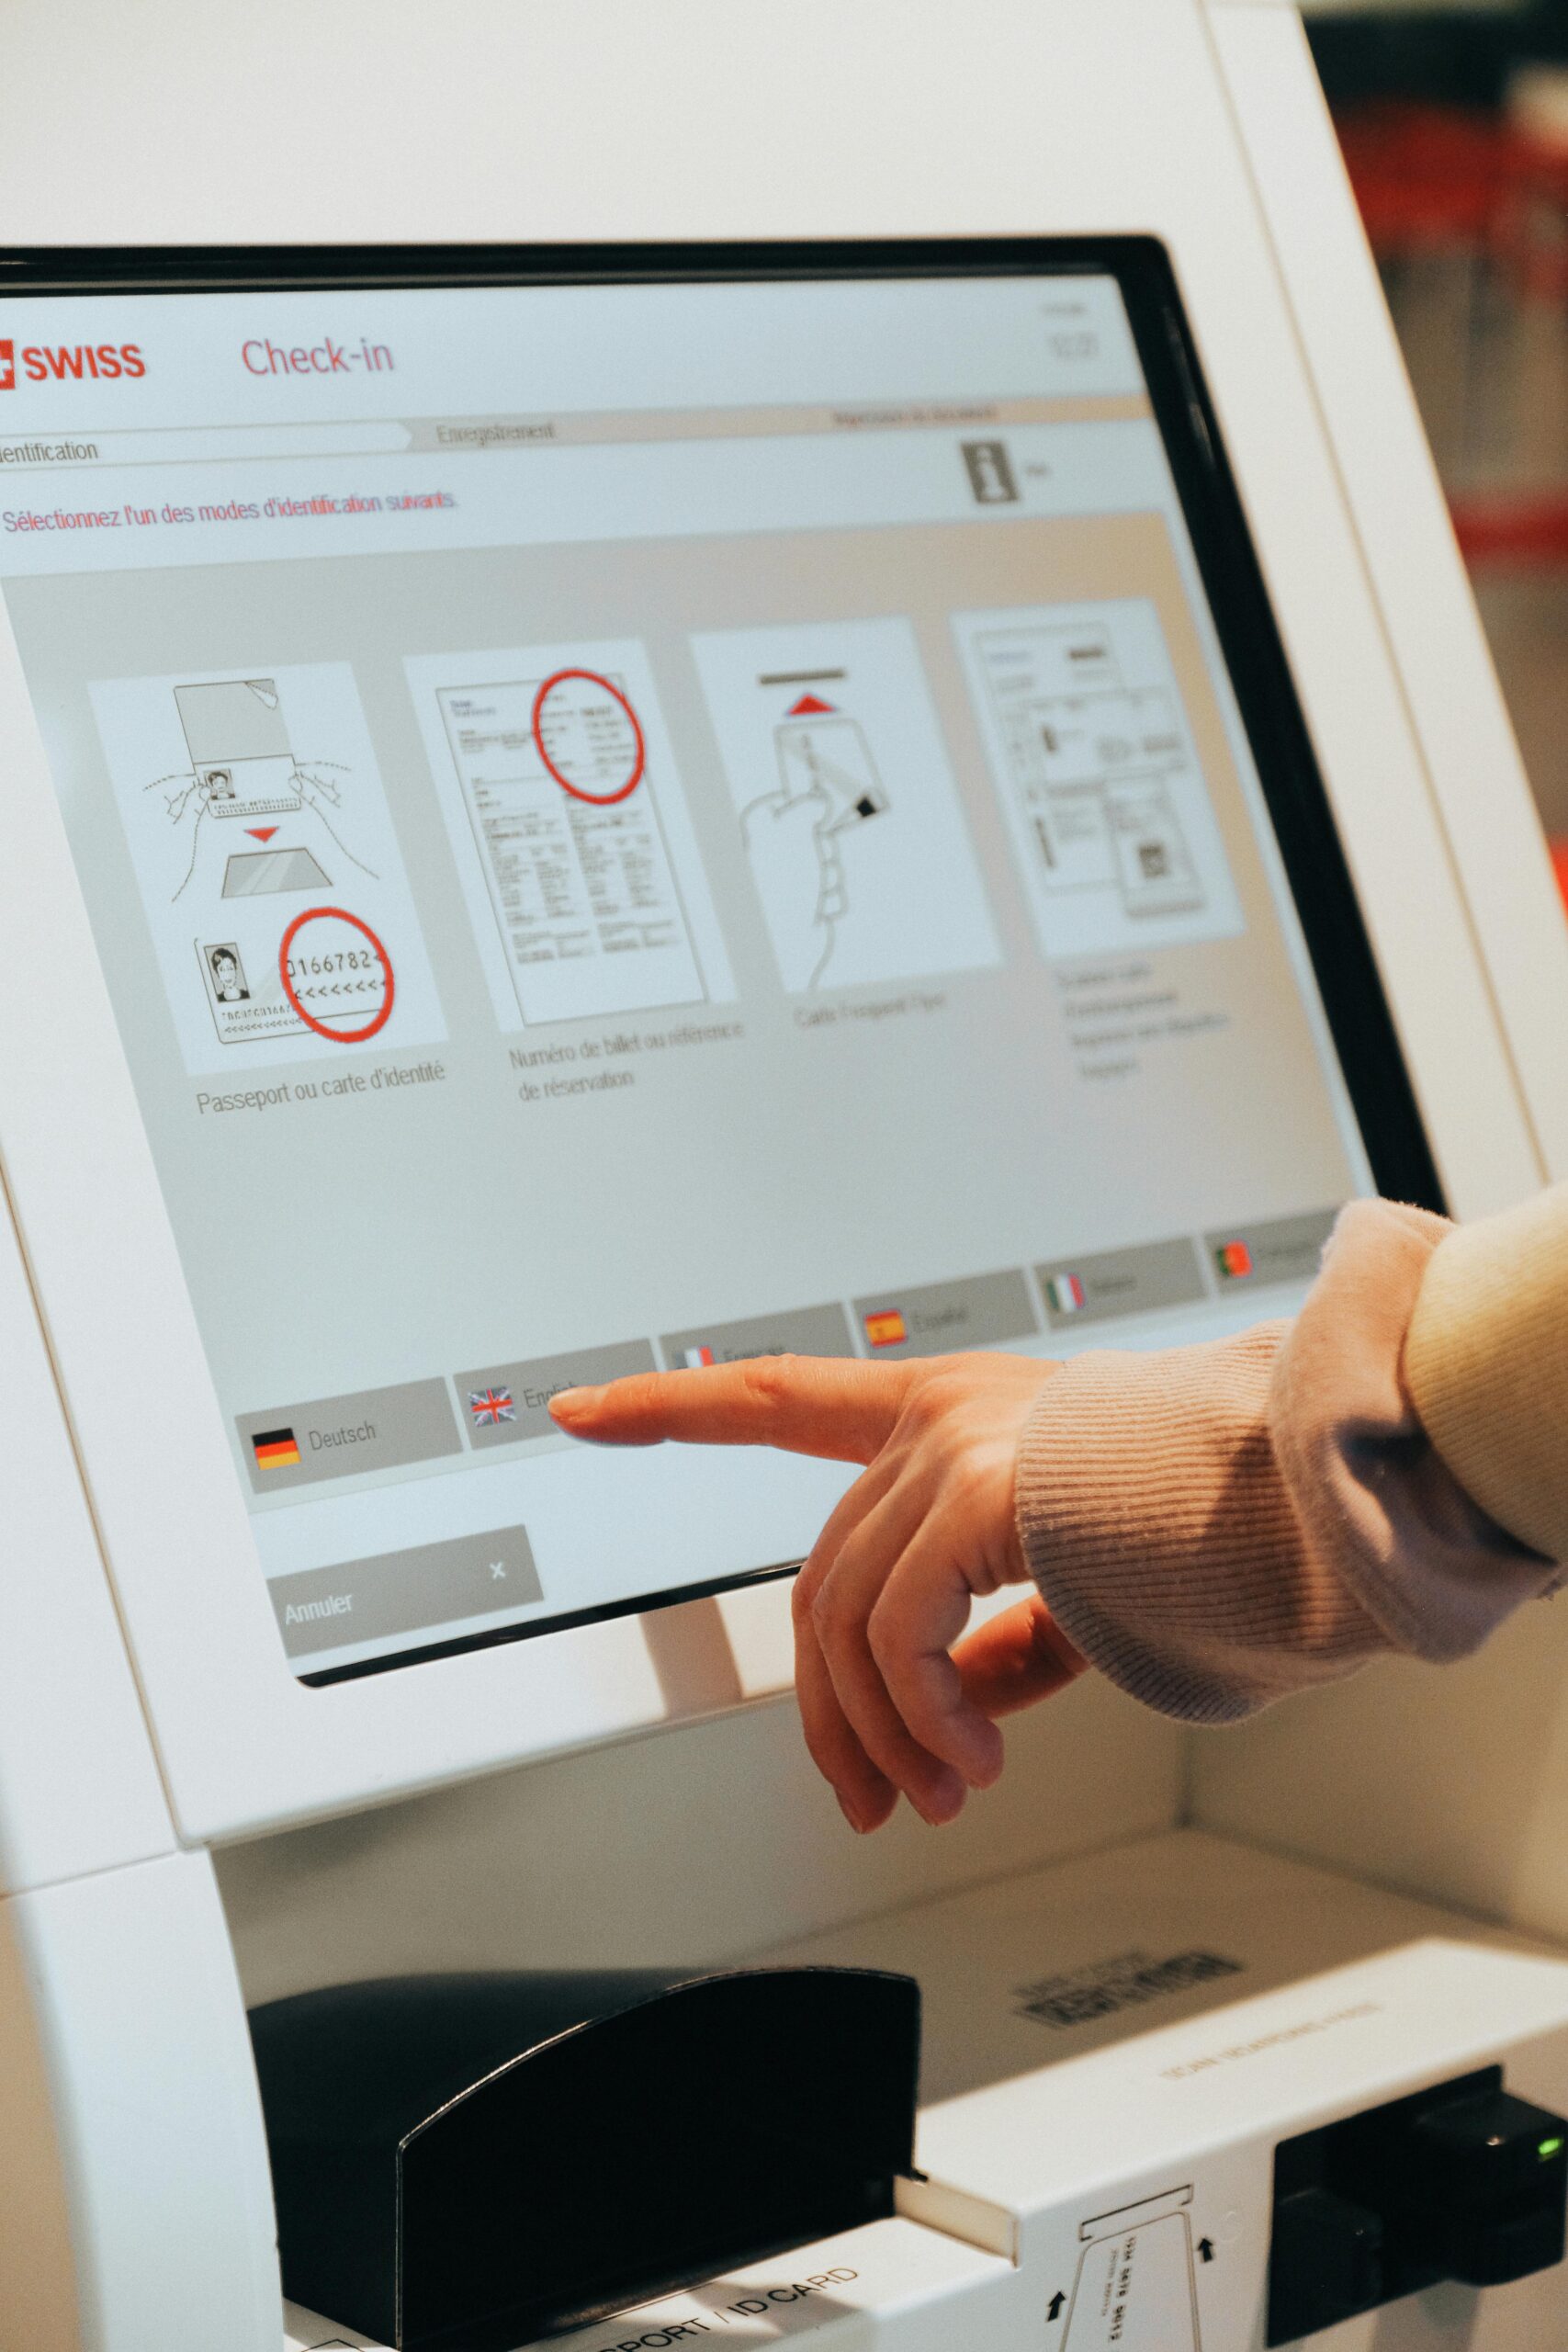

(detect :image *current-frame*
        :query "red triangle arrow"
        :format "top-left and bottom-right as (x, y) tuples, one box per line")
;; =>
(787, 692), (836, 716)
(246, 826), (279, 842)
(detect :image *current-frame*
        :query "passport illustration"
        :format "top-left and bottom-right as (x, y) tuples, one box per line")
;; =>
(91, 663), (446, 1075)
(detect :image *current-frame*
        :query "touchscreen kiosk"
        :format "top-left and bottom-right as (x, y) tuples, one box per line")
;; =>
(0, 246), (1436, 1699)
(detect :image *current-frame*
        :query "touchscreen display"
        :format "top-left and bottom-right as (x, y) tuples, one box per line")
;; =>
(0, 255), (1425, 1682)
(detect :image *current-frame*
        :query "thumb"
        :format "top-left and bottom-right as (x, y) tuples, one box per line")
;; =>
(953, 1594), (1088, 1720)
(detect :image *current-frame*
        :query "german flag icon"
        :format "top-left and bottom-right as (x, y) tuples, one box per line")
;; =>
(252, 1426), (301, 1471)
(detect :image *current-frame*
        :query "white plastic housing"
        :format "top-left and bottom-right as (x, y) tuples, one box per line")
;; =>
(290, 1833), (1568, 2351)
(0, 1852), (280, 2352)
(770, 1831), (1568, 2350)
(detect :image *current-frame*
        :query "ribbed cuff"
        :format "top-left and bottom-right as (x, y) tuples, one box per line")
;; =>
(1013, 1325), (1382, 1725)
(1015, 1199), (1562, 1731)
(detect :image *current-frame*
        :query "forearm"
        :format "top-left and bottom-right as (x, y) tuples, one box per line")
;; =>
(1016, 1199), (1562, 1724)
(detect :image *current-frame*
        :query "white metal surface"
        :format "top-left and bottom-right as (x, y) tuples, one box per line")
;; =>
(1209, 4), (1568, 1183)
(900, 1940), (1568, 2348)
(0, 1852), (279, 2352)
(1191, 1598), (1568, 1942)
(288, 2222), (1020, 2352)
(770, 1831), (1568, 2350)
(764, 1829), (1545, 2096)
(284, 1834), (1568, 2352)
(0, 1177), (173, 1896)
(215, 1673), (1183, 2007)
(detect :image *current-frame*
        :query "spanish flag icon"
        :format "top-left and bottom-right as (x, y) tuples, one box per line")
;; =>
(863, 1309), (908, 1350)
(252, 1426), (301, 1470)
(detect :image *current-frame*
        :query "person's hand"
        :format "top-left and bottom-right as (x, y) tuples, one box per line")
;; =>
(550, 1354), (1088, 1832)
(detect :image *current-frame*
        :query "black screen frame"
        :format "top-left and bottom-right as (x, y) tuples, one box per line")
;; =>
(0, 236), (1443, 1686)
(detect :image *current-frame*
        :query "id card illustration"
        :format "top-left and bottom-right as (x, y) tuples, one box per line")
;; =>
(691, 616), (1002, 995)
(90, 663), (446, 1075)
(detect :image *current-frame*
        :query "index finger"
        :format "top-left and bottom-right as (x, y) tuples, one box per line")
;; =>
(548, 1353), (919, 1464)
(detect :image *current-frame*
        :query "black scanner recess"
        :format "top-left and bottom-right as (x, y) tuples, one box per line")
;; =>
(1268, 2064), (1568, 2342)
(249, 1965), (922, 2352)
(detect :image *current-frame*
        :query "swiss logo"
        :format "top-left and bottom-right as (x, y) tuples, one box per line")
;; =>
(0, 343), (14, 393)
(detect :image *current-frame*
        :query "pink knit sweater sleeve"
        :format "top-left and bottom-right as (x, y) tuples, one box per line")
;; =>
(1014, 1201), (1562, 1724)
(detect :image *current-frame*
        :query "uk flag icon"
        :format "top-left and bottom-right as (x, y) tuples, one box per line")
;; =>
(468, 1386), (515, 1428)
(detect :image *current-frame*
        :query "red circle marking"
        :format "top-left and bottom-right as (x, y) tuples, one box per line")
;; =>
(278, 907), (395, 1045)
(530, 667), (646, 805)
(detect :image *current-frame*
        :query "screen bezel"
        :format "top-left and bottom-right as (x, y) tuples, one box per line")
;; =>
(0, 237), (1440, 1834)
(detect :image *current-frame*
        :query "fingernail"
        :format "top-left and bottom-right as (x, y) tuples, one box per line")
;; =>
(915, 1769), (965, 1827)
(549, 1386), (599, 1422)
(836, 1792), (870, 1835)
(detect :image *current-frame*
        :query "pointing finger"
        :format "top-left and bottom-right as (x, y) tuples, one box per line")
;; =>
(549, 1354), (920, 1465)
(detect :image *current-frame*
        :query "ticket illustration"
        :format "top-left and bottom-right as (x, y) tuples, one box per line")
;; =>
(90, 663), (446, 1076)
(407, 639), (734, 1030)
(1064, 2187), (1202, 2350)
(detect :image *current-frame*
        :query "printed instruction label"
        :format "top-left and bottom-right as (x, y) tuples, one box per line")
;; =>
(1065, 2189), (1201, 2350)
(1015, 1948), (1245, 2030)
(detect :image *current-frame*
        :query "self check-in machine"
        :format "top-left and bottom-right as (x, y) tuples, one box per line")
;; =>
(6, 5), (1568, 2348)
